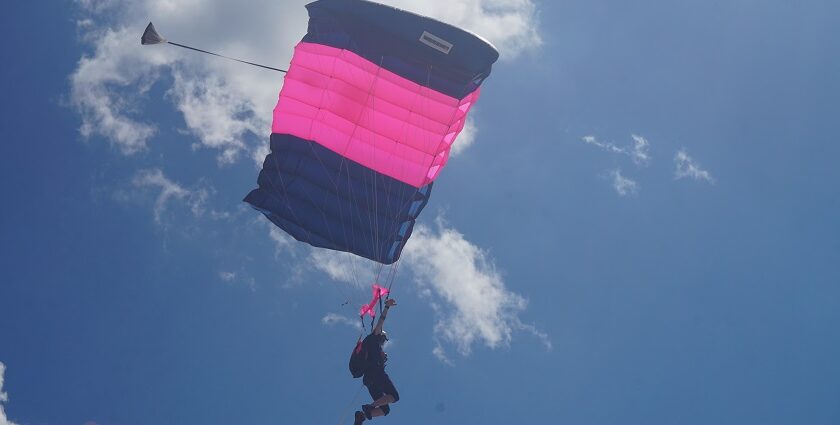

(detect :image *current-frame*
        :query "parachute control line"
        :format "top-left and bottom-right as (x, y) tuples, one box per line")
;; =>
(359, 283), (390, 329)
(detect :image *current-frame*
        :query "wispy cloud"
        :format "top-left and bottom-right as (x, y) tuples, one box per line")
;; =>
(432, 344), (454, 366)
(582, 135), (625, 155)
(218, 270), (256, 291)
(404, 216), (551, 359)
(674, 149), (715, 183)
(609, 169), (639, 196)
(0, 362), (20, 425)
(629, 134), (651, 165)
(130, 168), (212, 223)
(322, 313), (363, 330)
(70, 0), (542, 163)
(582, 134), (651, 166)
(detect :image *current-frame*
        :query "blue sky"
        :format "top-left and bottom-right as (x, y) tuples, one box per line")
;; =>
(2, 1), (840, 424)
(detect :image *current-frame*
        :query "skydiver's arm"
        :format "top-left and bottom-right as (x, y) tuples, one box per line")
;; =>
(373, 298), (396, 335)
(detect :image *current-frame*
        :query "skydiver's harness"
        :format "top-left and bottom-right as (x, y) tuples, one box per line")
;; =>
(349, 291), (391, 379)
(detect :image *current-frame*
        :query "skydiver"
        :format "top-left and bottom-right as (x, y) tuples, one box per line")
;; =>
(355, 297), (399, 425)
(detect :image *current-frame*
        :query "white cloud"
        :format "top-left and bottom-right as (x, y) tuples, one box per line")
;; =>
(432, 344), (454, 365)
(583, 134), (651, 166)
(250, 142), (271, 169)
(449, 116), (477, 157)
(308, 248), (382, 289)
(218, 269), (257, 290)
(674, 149), (715, 183)
(70, 0), (541, 162)
(266, 224), (297, 257)
(387, 0), (542, 57)
(0, 364), (6, 405)
(170, 71), (260, 165)
(131, 168), (213, 223)
(630, 134), (651, 165)
(403, 216), (549, 357)
(322, 313), (363, 330)
(609, 169), (639, 196)
(308, 250), (358, 284)
(70, 27), (161, 154)
(583, 135), (626, 155)
(0, 362), (20, 425)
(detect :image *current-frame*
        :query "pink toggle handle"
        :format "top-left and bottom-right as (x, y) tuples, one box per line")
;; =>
(360, 284), (390, 318)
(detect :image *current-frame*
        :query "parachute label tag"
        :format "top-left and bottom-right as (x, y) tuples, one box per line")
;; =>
(419, 31), (453, 54)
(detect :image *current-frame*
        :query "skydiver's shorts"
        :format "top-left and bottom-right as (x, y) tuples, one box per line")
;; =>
(363, 368), (400, 402)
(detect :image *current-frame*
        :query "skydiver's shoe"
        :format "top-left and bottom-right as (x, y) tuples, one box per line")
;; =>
(362, 404), (375, 420)
(354, 410), (366, 425)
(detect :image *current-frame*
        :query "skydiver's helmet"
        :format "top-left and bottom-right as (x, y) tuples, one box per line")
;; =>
(380, 331), (388, 344)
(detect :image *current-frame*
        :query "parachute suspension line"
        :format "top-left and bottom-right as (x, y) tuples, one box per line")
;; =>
(386, 259), (400, 294)
(263, 152), (353, 307)
(263, 123), (361, 308)
(379, 63), (435, 306)
(300, 126), (363, 304)
(308, 94), (364, 307)
(367, 56), (386, 271)
(267, 39), (373, 309)
(261, 100), (358, 308)
(294, 23), (363, 305)
(349, 51), (386, 314)
(333, 31), (371, 300)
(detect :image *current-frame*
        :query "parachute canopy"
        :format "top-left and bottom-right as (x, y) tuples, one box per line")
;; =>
(244, 0), (499, 264)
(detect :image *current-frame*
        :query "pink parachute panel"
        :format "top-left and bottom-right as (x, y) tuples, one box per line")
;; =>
(273, 42), (480, 188)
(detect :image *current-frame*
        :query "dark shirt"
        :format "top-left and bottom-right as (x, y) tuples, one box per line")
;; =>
(362, 333), (388, 372)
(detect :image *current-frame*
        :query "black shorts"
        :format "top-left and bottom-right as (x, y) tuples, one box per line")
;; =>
(363, 368), (400, 402)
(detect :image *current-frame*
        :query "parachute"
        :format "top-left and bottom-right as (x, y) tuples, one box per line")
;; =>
(243, 0), (499, 265)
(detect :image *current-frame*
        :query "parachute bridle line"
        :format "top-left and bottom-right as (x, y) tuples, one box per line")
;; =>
(141, 23), (287, 73)
(166, 42), (289, 73)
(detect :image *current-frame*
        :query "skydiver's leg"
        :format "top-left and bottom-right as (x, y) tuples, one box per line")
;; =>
(361, 393), (393, 419)
(361, 372), (399, 420)
(371, 394), (396, 408)
(354, 410), (365, 425)
(365, 375), (399, 418)
(362, 402), (387, 419)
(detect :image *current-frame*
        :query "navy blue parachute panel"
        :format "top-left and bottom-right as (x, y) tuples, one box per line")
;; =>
(243, 134), (433, 264)
(303, 0), (499, 100)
